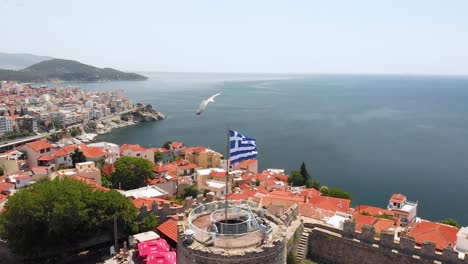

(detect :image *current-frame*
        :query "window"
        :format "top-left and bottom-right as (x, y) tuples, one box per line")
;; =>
(137, 153), (141, 157)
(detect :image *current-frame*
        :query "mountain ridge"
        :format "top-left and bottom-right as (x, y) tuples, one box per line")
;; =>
(0, 58), (147, 82)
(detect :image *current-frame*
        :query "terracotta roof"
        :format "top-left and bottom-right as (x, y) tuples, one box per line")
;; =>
(408, 220), (459, 251)
(227, 192), (256, 201)
(354, 214), (377, 232)
(31, 167), (48, 174)
(192, 146), (206, 153)
(373, 218), (396, 233)
(237, 159), (257, 167)
(38, 155), (55, 161)
(70, 175), (109, 192)
(178, 163), (197, 170)
(171, 142), (183, 148)
(53, 149), (69, 157)
(355, 205), (394, 217)
(25, 140), (52, 152)
(121, 144), (147, 153)
(131, 197), (175, 209)
(62, 145), (77, 153)
(80, 145), (106, 159)
(298, 203), (336, 221)
(151, 148), (170, 154)
(309, 195), (351, 212)
(210, 170), (226, 178)
(0, 182), (15, 191)
(157, 216), (178, 243)
(239, 183), (251, 191)
(390, 193), (406, 204)
(300, 188), (321, 197)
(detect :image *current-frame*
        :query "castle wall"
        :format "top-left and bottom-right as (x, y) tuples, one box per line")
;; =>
(305, 221), (468, 264)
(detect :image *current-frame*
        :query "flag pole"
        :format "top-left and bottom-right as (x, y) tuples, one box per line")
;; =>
(225, 128), (230, 224)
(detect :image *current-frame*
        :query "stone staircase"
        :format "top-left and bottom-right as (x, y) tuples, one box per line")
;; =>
(296, 227), (312, 263)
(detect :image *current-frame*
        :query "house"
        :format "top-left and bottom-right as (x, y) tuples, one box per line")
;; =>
(55, 161), (101, 185)
(79, 144), (107, 162)
(233, 159), (258, 174)
(203, 179), (230, 198)
(456, 227), (468, 253)
(387, 193), (418, 226)
(173, 160), (197, 177)
(157, 215), (179, 249)
(7, 175), (32, 188)
(185, 146), (222, 169)
(0, 181), (15, 194)
(87, 142), (120, 164)
(120, 185), (169, 199)
(151, 148), (173, 164)
(121, 144), (155, 163)
(0, 150), (25, 174)
(19, 140), (53, 168)
(169, 141), (184, 156)
(408, 220), (459, 251)
(53, 145), (76, 168)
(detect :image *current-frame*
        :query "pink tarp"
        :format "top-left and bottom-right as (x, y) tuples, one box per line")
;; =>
(138, 239), (170, 257)
(146, 251), (177, 264)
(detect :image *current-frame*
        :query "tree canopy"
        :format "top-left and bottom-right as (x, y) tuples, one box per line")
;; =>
(300, 162), (311, 181)
(326, 187), (352, 200)
(0, 178), (137, 257)
(71, 148), (86, 166)
(162, 141), (173, 150)
(110, 156), (154, 190)
(181, 185), (199, 199)
(287, 171), (304, 187)
(441, 218), (461, 228)
(154, 151), (164, 163)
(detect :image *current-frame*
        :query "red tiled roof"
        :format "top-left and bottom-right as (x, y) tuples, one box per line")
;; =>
(408, 220), (459, 251)
(0, 182), (15, 191)
(151, 148), (170, 154)
(309, 195), (351, 213)
(193, 146), (206, 153)
(71, 175), (109, 192)
(355, 205), (394, 218)
(121, 144), (147, 153)
(390, 193), (406, 204)
(227, 192), (255, 201)
(300, 188), (321, 197)
(298, 203), (335, 220)
(256, 173), (268, 182)
(80, 145), (106, 159)
(373, 218), (396, 233)
(131, 197), (174, 209)
(31, 167), (48, 174)
(354, 214), (377, 232)
(171, 141), (183, 148)
(53, 149), (69, 157)
(178, 163), (197, 170)
(157, 216), (178, 243)
(239, 183), (251, 191)
(38, 155), (55, 161)
(237, 159), (257, 167)
(62, 145), (77, 153)
(25, 140), (52, 152)
(210, 171), (226, 178)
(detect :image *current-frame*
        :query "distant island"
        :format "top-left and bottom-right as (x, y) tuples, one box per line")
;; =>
(0, 58), (147, 82)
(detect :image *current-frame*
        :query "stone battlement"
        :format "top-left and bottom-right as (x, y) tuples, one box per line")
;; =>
(304, 220), (467, 264)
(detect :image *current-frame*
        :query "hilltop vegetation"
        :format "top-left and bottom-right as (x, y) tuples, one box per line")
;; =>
(0, 59), (147, 82)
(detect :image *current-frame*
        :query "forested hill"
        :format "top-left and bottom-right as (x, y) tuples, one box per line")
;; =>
(0, 59), (147, 82)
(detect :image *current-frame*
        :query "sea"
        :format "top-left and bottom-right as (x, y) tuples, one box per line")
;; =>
(49, 73), (468, 225)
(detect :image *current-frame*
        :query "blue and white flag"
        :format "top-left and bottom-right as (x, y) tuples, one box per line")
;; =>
(229, 130), (257, 164)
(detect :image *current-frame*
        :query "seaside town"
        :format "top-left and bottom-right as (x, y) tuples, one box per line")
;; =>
(0, 83), (467, 264)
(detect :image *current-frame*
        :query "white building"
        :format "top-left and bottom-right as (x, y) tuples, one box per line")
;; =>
(387, 193), (418, 226)
(87, 142), (120, 164)
(120, 185), (169, 199)
(456, 227), (468, 253)
(0, 116), (13, 134)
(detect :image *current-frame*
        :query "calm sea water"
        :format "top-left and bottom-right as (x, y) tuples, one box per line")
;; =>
(52, 73), (468, 225)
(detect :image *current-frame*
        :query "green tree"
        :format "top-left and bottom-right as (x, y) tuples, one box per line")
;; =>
(0, 178), (137, 257)
(181, 185), (199, 199)
(360, 211), (371, 216)
(327, 187), (352, 200)
(154, 151), (164, 163)
(287, 171), (304, 187)
(47, 133), (61, 143)
(0, 166), (4, 176)
(120, 114), (129, 121)
(110, 156), (154, 190)
(311, 180), (321, 190)
(287, 250), (298, 264)
(71, 148), (86, 166)
(300, 162), (311, 182)
(101, 174), (112, 188)
(441, 218), (461, 228)
(162, 141), (173, 149)
(320, 185), (329, 195)
(70, 127), (81, 137)
(140, 214), (159, 232)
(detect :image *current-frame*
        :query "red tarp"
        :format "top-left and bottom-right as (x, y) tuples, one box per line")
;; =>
(138, 239), (170, 258)
(146, 251), (177, 264)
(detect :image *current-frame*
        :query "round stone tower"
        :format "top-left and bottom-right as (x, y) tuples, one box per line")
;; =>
(177, 200), (287, 264)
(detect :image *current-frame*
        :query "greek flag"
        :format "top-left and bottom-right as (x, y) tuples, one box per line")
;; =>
(229, 130), (257, 164)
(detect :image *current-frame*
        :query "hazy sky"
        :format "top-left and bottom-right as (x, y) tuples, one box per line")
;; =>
(1, 0), (468, 74)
